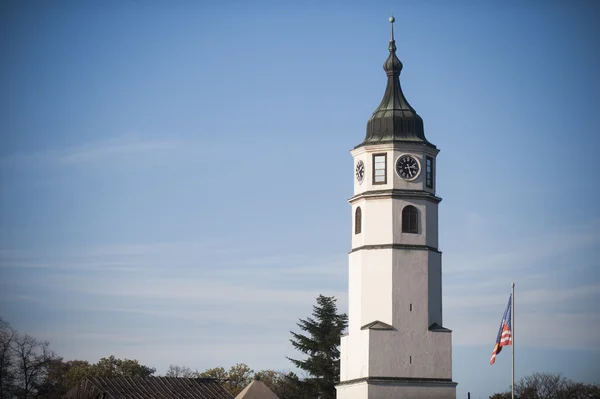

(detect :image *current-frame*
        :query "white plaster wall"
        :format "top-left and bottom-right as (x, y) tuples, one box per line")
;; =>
(336, 381), (369, 399)
(430, 329), (453, 378)
(351, 199), (394, 249)
(391, 249), (430, 330)
(391, 198), (428, 247)
(367, 383), (456, 399)
(343, 142), (452, 399)
(363, 199), (393, 246)
(348, 250), (393, 329)
(428, 251), (443, 327)
(340, 330), (370, 381)
(368, 329), (413, 377)
(340, 335), (349, 381)
(348, 251), (363, 332)
(354, 198), (438, 249)
(424, 201), (439, 248)
(368, 330), (452, 379)
(344, 248), (451, 381)
(344, 328), (448, 383)
(361, 251), (393, 327)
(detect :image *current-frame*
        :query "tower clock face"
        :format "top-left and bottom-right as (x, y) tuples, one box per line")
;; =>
(355, 160), (365, 184)
(396, 155), (420, 180)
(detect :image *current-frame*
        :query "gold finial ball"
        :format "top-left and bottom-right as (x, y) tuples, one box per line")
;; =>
(389, 16), (395, 23)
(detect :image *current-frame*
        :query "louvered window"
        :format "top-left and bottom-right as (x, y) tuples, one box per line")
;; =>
(355, 207), (362, 234)
(402, 205), (419, 234)
(372, 153), (387, 184)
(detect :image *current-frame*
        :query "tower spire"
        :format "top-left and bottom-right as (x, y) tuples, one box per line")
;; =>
(389, 16), (397, 54)
(358, 16), (434, 149)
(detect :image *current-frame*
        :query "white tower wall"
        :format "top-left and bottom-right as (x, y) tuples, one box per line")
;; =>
(337, 18), (456, 399)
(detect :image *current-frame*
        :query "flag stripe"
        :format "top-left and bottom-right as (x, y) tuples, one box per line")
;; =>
(489, 294), (513, 365)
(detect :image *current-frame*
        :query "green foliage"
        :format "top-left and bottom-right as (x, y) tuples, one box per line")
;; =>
(58, 356), (156, 393)
(197, 364), (309, 399)
(267, 371), (312, 399)
(37, 356), (156, 396)
(165, 364), (197, 378)
(489, 372), (600, 399)
(61, 360), (92, 393)
(1, 318), (159, 398)
(34, 357), (70, 398)
(198, 366), (228, 381)
(90, 355), (156, 379)
(287, 295), (348, 399)
(489, 393), (511, 399)
(199, 363), (253, 396)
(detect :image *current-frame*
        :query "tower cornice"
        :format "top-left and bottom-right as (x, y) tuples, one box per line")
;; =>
(350, 143), (440, 157)
(349, 243), (441, 254)
(348, 189), (442, 204)
(337, 376), (457, 387)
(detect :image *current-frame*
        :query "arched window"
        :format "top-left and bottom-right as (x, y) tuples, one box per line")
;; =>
(355, 207), (362, 235)
(402, 205), (418, 234)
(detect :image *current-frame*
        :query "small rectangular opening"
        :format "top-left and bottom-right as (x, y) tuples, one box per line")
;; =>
(426, 156), (434, 189)
(410, 303), (412, 312)
(372, 153), (387, 185)
(410, 356), (412, 364)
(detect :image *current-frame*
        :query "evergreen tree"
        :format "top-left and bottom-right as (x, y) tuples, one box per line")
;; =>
(288, 295), (348, 399)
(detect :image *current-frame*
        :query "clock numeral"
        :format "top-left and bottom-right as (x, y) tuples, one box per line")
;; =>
(396, 155), (420, 181)
(356, 161), (365, 184)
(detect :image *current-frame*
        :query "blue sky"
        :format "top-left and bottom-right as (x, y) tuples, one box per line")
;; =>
(1, 1), (598, 398)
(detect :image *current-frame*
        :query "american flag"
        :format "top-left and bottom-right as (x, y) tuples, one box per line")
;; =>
(489, 293), (513, 365)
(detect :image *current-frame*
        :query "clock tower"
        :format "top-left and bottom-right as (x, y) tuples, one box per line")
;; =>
(336, 18), (457, 399)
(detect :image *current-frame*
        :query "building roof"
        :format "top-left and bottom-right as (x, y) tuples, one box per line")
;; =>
(360, 320), (395, 330)
(235, 379), (280, 399)
(360, 17), (435, 149)
(64, 376), (233, 399)
(429, 322), (453, 333)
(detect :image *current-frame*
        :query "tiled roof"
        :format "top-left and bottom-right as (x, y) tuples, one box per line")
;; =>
(64, 376), (233, 399)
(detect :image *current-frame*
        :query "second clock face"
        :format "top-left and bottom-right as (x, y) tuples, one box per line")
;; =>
(356, 160), (365, 183)
(396, 155), (420, 180)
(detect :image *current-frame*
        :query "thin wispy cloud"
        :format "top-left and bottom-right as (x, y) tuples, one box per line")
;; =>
(0, 239), (347, 312)
(445, 218), (599, 275)
(59, 137), (183, 164)
(449, 306), (600, 350)
(438, 214), (599, 352)
(0, 136), (187, 169)
(50, 274), (340, 305)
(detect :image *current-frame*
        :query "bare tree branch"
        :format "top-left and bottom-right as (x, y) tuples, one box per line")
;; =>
(0, 318), (17, 398)
(12, 333), (56, 399)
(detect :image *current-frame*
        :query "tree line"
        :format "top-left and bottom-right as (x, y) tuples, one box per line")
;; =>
(3, 295), (599, 399)
(489, 372), (599, 399)
(1, 315), (156, 398)
(0, 294), (347, 399)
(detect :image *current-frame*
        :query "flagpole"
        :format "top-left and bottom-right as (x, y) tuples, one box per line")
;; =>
(511, 282), (515, 399)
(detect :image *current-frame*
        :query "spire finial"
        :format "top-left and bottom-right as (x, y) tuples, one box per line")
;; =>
(388, 16), (396, 53)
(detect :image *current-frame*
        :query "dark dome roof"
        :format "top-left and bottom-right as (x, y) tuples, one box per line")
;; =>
(358, 21), (435, 149)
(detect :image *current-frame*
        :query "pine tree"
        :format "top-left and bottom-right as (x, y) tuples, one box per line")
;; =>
(288, 295), (348, 399)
